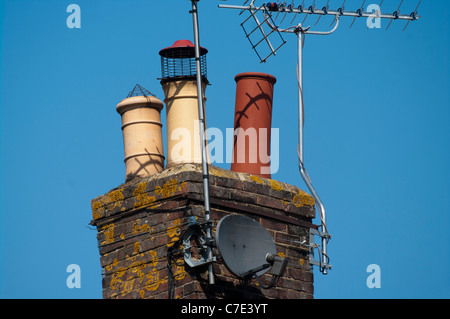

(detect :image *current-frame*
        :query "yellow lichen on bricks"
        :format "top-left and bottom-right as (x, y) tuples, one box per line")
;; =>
(110, 274), (124, 291)
(110, 264), (127, 293)
(173, 258), (186, 280)
(155, 178), (178, 198)
(167, 218), (181, 247)
(132, 219), (152, 235)
(167, 218), (181, 237)
(122, 278), (135, 295)
(91, 199), (104, 220)
(133, 242), (141, 254)
(105, 258), (119, 272)
(144, 268), (160, 291)
(179, 181), (187, 191)
(92, 189), (124, 220)
(101, 223), (115, 245)
(108, 189), (124, 209)
(107, 250), (164, 297)
(210, 166), (238, 179)
(132, 219), (142, 235)
(129, 260), (146, 280)
(292, 190), (315, 207)
(249, 175), (263, 184)
(268, 179), (284, 191)
(141, 224), (150, 233)
(148, 250), (159, 268)
(114, 267), (127, 279)
(133, 182), (156, 208)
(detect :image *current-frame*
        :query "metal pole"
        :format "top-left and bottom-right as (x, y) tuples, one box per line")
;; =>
(297, 28), (304, 163)
(190, 0), (215, 285)
(296, 27), (328, 274)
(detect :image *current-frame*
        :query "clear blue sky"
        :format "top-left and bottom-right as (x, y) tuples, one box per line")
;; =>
(1, 0), (448, 299)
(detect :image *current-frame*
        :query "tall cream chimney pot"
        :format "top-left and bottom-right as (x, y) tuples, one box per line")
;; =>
(162, 80), (209, 168)
(116, 95), (165, 181)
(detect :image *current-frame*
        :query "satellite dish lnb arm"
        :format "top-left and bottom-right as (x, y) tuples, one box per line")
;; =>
(240, 253), (287, 279)
(241, 263), (271, 278)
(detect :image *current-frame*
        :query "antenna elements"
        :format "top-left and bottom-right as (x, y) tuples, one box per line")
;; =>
(220, 1), (421, 24)
(219, 0), (422, 62)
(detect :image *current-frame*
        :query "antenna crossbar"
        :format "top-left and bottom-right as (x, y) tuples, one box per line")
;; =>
(219, 3), (420, 22)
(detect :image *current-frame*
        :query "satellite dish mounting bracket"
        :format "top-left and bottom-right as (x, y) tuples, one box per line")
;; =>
(183, 217), (216, 268)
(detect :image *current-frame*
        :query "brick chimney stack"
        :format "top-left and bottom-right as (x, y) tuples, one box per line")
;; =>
(91, 164), (315, 299)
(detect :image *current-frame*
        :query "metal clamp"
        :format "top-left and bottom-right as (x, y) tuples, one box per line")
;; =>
(308, 228), (332, 272)
(183, 219), (216, 268)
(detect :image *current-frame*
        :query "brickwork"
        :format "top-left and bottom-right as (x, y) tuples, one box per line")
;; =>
(90, 164), (316, 299)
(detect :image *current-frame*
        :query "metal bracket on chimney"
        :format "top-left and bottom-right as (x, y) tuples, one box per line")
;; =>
(308, 228), (332, 272)
(182, 216), (216, 268)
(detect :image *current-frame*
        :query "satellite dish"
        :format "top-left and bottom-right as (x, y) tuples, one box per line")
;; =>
(215, 214), (277, 278)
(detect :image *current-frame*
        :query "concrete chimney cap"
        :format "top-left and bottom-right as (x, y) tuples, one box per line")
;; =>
(116, 95), (164, 115)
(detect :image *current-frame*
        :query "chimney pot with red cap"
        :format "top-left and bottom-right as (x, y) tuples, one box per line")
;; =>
(159, 40), (210, 168)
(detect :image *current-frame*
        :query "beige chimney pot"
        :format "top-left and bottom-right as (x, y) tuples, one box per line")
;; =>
(162, 79), (209, 168)
(116, 95), (165, 181)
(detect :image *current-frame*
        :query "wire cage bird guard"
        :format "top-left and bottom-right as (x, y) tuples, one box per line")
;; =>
(219, 0), (422, 275)
(159, 39), (208, 84)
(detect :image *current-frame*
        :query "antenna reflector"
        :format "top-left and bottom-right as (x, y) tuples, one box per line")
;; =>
(215, 214), (277, 278)
(238, 3), (287, 62)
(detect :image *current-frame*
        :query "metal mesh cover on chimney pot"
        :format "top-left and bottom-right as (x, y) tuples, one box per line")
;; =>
(159, 39), (207, 84)
(159, 40), (210, 168)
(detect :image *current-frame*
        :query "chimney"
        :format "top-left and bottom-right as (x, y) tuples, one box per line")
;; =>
(159, 40), (209, 168)
(231, 72), (276, 178)
(116, 85), (165, 182)
(91, 47), (317, 301)
(91, 164), (316, 299)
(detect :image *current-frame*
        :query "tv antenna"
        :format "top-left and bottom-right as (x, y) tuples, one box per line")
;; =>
(218, 0), (422, 275)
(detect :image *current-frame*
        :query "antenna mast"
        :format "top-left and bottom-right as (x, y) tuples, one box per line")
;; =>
(219, 0), (422, 275)
(190, 0), (215, 285)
